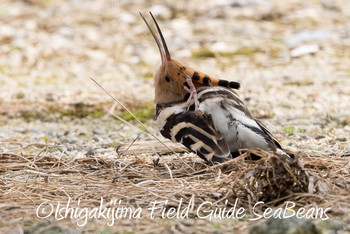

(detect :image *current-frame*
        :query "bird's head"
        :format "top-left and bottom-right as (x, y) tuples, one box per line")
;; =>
(140, 12), (240, 104)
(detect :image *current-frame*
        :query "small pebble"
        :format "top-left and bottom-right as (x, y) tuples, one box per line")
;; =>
(68, 138), (77, 144)
(56, 133), (63, 138)
(92, 128), (103, 135)
(86, 148), (95, 156)
(45, 93), (54, 102)
(316, 219), (344, 233)
(108, 131), (119, 138)
(290, 44), (319, 57)
(150, 5), (171, 19)
(319, 0), (340, 11)
(335, 136), (347, 142)
(89, 165), (100, 170)
(315, 135), (325, 140)
(341, 168), (349, 174)
(284, 29), (332, 48)
(211, 192), (222, 198)
(250, 214), (320, 234)
(120, 12), (136, 24)
(300, 135), (308, 140)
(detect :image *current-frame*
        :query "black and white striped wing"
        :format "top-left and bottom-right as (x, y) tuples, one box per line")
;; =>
(196, 86), (282, 153)
(156, 86), (285, 163)
(156, 102), (230, 162)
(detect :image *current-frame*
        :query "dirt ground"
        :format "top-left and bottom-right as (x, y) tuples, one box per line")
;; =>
(0, 0), (349, 233)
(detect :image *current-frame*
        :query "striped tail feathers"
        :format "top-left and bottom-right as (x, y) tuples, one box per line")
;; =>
(255, 119), (293, 159)
(157, 106), (230, 162)
(254, 119), (282, 151)
(255, 119), (292, 160)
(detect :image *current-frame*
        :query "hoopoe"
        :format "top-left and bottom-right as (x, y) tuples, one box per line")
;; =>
(140, 12), (289, 163)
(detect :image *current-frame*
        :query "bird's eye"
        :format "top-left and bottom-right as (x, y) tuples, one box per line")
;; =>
(165, 75), (170, 82)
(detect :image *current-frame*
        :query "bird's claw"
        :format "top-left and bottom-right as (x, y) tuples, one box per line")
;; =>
(184, 76), (202, 116)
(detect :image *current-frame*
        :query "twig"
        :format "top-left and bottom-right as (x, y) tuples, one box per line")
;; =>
(24, 169), (60, 177)
(118, 132), (144, 155)
(91, 78), (195, 173)
(164, 163), (174, 181)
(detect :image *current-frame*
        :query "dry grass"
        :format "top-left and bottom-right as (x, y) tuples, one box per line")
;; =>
(0, 144), (349, 233)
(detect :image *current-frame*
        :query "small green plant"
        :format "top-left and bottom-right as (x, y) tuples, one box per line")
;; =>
(192, 47), (263, 59)
(283, 126), (295, 136)
(118, 102), (155, 122)
(192, 48), (215, 58)
(143, 72), (153, 79)
(213, 223), (221, 229)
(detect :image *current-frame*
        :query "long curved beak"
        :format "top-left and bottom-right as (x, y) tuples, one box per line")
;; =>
(139, 12), (171, 68)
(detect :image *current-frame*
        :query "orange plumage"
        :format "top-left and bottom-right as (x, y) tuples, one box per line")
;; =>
(140, 12), (240, 105)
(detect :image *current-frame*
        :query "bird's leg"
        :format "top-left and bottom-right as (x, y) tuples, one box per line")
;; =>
(184, 76), (202, 116)
(183, 86), (194, 106)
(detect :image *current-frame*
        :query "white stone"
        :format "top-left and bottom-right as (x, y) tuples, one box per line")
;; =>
(290, 44), (319, 57)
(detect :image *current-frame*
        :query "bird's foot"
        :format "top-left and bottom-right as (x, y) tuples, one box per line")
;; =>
(184, 76), (202, 116)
